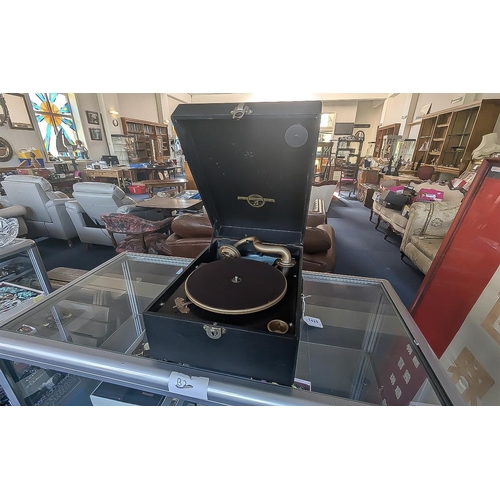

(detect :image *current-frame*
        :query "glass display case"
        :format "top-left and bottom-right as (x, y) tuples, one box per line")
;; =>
(0, 239), (52, 303)
(111, 134), (139, 166)
(380, 134), (401, 160)
(393, 138), (416, 166)
(0, 253), (463, 406)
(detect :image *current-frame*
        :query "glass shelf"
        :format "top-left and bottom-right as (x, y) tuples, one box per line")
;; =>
(0, 253), (462, 406)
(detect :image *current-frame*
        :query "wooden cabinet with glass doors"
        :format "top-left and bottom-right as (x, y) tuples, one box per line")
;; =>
(411, 99), (500, 176)
(121, 118), (169, 164)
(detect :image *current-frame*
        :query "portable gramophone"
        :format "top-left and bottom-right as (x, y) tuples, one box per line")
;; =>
(143, 101), (322, 385)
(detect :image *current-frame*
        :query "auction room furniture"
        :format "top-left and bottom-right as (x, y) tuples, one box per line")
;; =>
(309, 180), (338, 211)
(357, 168), (380, 185)
(135, 197), (203, 217)
(335, 135), (363, 168)
(410, 98), (500, 178)
(357, 183), (379, 209)
(380, 174), (420, 183)
(84, 167), (129, 189)
(65, 182), (163, 248)
(121, 117), (169, 163)
(100, 213), (173, 254)
(371, 180), (464, 242)
(400, 200), (462, 275)
(0, 175), (77, 245)
(337, 163), (359, 197)
(127, 166), (177, 183)
(141, 179), (188, 197)
(374, 123), (400, 159)
(314, 141), (333, 179)
(0, 238), (52, 301)
(49, 177), (81, 196)
(0, 252), (462, 406)
(159, 211), (337, 273)
(417, 165), (435, 181)
(0, 202), (28, 237)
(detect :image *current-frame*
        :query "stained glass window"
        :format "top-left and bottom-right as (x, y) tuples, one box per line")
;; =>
(29, 93), (79, 158)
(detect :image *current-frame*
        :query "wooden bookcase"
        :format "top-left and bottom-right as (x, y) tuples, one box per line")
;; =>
(411, 99), (500, 175)
(374, 123), (400, 158)
(121, 117), (169, 163)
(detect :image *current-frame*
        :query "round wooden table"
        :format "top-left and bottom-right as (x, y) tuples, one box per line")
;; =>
(140, 179), (187, 197)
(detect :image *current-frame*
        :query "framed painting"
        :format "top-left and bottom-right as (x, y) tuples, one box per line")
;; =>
(89, 128), (102, 141)
(86, 110), (99, 125)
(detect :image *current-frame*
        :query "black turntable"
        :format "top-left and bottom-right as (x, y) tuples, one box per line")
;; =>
(143, 101), (322, 385)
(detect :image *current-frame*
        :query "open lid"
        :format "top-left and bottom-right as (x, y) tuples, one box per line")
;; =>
(172, 101), (322, 245)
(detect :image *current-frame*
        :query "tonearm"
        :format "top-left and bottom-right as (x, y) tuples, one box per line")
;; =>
(218, 236), (295, 268)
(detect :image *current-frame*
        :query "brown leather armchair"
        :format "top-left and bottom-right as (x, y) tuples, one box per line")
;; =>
(158, 212), (336, 273)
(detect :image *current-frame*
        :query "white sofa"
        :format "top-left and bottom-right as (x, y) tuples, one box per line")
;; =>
(371, 180), (464, 239)
(1, 175), (77, 244)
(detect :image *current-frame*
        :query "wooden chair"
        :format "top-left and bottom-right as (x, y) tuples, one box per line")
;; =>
(418, 165), (435, 181)
(337, 163), (360, 198)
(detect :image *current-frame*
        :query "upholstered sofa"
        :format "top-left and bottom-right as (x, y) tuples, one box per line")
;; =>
(371, 180), (464, 239)
(157, 207), (336, 273)
(400, 200), (462, 275)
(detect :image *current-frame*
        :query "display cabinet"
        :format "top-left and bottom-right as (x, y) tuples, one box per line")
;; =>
(121, 118), (169, 163)
(411, 99), (500, 176)
(0, 252), (463, 406)
(393, 138), (416, 164)
(111, 134), (138, 166)
(374, 123), (400, 158)
(0, 239), (52, 303)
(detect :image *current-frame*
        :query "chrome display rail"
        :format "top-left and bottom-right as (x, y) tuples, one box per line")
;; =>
(0, 253), (463, 406)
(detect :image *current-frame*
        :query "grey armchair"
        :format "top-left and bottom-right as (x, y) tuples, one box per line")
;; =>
(65, 182), (163, 248)
(1, 175), (77, 245)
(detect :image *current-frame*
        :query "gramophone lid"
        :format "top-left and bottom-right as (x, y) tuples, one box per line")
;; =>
(172, 101), (322, 246)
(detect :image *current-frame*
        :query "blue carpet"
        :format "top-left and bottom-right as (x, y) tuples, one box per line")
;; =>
(36, 237), (117, 272)
(327, 192), (424, 309)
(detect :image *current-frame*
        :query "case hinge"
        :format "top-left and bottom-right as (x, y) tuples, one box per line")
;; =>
(231, 103), (253, 120)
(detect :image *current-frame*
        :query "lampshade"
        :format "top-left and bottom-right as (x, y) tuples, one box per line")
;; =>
(419, 140), (429, 152)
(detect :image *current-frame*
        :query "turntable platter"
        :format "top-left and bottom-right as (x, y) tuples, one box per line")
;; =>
(185, 258), (287, 315)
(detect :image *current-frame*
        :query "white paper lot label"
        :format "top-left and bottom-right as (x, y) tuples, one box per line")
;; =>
(168, 371), (209, 400)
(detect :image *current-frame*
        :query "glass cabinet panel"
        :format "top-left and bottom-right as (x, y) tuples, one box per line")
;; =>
(0, 253), (461, 406)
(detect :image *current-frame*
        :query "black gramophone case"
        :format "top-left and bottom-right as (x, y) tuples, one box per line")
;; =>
(143, 101), (322, 386)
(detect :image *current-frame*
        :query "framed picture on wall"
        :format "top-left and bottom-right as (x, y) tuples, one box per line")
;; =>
(86, 110), (99, 125)
(89, 128), (102, 141)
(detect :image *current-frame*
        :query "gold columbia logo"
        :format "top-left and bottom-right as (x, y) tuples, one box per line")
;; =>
(237, 194), (275, 208)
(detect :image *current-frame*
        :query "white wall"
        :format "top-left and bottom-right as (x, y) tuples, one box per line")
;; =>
(74, 93), (110, 160)
(354, 101), (384, 155)
(0, 93), (43, 167)
(411, 93), (470, 121)
(117, 94), (159, 122)
(381, 94), (409, 127)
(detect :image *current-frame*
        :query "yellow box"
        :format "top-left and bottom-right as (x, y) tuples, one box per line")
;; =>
(17, 148), (43, 159)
